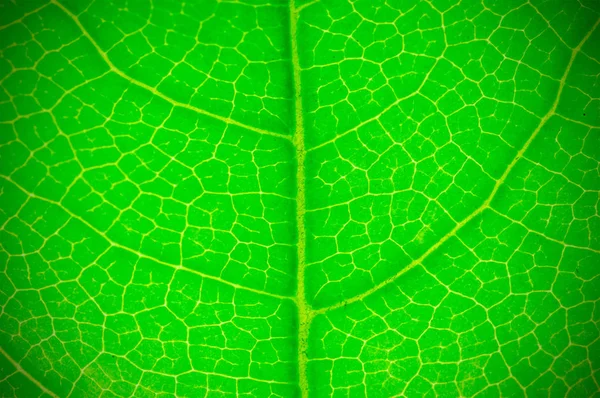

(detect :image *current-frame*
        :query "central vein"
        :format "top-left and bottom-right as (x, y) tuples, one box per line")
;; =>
(289, 2), (311, 397)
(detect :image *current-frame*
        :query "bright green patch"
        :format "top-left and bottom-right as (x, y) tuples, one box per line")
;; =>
(0, 0), (599, 397)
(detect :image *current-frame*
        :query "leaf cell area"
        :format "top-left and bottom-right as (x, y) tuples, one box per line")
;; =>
(0, 0), (599, 397)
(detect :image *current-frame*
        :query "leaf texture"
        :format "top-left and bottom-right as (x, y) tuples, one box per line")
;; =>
(0, 0), (599, 397)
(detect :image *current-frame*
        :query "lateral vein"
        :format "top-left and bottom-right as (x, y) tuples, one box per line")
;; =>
(51, 0), (291, 142)
(0, 346), (60, 398)
(315, 17), (600, 315)
(2, 177), (295, 302)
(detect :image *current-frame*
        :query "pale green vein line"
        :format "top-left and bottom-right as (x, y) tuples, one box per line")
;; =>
(0, 3), (50, 29)
(296, 0), (319, 13)
(289, 2), (312, 397)
(1, 176), (295, 302)
(50, 0), (292, 142)
(527, 2), (572, 49)
(96, 355), (297, 387)
(307, 56), (440, 152)
(489, 208), (600, 255)
(557, 113), (600, 129)
(316, 17), (600, 315)
(307, 91), (418, 153)
(0, 346), (60, 398)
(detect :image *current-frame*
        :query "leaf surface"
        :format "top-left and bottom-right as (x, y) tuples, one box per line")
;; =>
(0, 0), (599, 397)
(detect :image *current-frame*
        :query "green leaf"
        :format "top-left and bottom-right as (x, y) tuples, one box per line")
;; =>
(0, 0), (599, 396)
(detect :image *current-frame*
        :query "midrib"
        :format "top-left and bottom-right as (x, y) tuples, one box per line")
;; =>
(287, 5), (600, 396)
(289, 2), (311, 397)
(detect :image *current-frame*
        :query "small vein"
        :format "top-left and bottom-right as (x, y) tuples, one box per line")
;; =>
(489, 207), (600, 255)
(0, 346), (60, 398)
(527, 2), (573, 49)
(308, 54), (442, 152)
(0, 2), (50, 30)
(315, 17), (600, 315)
(296, 0), (320, 13)
(2, 176), (295, 302)
(50, 0), (291, 142)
